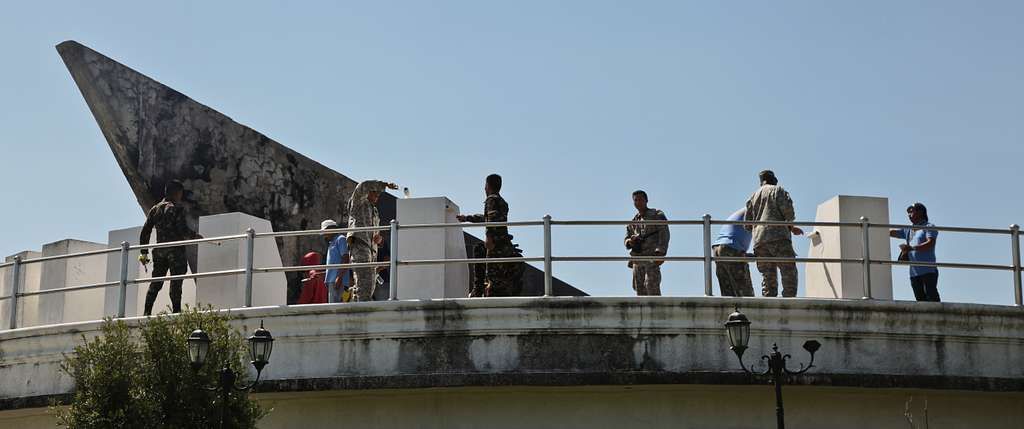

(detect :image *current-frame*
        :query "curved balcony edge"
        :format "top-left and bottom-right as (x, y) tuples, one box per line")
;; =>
(1, 296), (1022, 412)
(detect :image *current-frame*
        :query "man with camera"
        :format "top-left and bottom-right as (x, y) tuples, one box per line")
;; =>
(624, 190), (670, 296)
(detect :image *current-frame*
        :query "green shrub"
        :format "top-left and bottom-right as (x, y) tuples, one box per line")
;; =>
(55, 307), (268, 429)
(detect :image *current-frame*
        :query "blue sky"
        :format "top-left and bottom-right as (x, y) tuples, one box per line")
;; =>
(1, 1), (1022, 304)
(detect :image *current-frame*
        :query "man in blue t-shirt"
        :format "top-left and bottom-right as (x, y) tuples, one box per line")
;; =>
(712, 208), (754, 296)
(321, 219), (351, 303)
(889, 203), (940, 302)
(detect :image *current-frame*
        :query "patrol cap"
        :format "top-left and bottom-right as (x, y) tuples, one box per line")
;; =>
(320, 219), (339, 230)
(758, 170), (777, 185)
(165, 180), (185, 196)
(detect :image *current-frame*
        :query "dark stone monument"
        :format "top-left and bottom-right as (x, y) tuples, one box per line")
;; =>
(56, 40), (583, 300)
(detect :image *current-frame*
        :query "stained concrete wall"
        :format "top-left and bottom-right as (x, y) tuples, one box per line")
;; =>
(2, 298), (1022, 405)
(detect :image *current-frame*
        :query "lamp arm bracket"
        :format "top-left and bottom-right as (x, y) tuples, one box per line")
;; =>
(783, 351), (816, 375)
(233, 368), (263, 392)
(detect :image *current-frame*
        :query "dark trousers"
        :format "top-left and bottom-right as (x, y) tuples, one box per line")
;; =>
(145, 250), (188, 315)
(910, 272), (940, 302)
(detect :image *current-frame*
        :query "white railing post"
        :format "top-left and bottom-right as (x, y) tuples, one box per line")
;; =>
(860, 217), (872, 299)
(8, 256), (21, 329)
(543, 215), (553, 297)
(702, 214), (713, 296)
(244, 228), (255, 307)
(1011, 224), (1021, 306)
(389, 219), (399, 301)
(117, 241), (130, 318)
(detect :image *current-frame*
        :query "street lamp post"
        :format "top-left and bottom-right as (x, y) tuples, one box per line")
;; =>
(188, 320), (274, 429)
(725, 309), (821, 429)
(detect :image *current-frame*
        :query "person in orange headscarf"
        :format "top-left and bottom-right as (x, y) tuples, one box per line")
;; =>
(297, 252), (328, 304)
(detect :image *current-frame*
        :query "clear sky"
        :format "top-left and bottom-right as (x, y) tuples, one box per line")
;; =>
(1, 1), (1022, 304)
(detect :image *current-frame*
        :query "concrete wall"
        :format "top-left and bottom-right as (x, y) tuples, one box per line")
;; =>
(259, 385), (1022, 429)
(3, 385), (1021, 429)
(2, 298), (1023, 428)
(2, 298), (1022, 403)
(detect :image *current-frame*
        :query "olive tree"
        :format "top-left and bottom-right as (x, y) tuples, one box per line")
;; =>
(55, 307), (267, 428)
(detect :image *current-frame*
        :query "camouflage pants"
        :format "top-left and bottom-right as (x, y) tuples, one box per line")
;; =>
(714, 245), (754, 297)
(145, 249), (187, 315)
(632, 261), (662, 296)
(754, 240), (798, 297)
(349, 243), (377, 302)
(471, 238), (521, 297)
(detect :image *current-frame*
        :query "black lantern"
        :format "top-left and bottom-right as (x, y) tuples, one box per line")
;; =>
(187, 328), (211, 370)
(724, 309), (751, 358)
(247, 320), (274, 372)
(190, 320), (274, 429)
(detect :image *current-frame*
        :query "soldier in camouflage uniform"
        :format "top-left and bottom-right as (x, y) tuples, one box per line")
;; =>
(624, 190), (670, 296)
(347, 179), (399, 302)
(139, 180), (202, 316)
(458, 174), (522, 297)
(744, 170), (804, 297)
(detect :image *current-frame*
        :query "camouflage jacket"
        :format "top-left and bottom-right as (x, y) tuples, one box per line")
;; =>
(624, 208), (670, 256)
(464, 194), (509, 239)
(744, 184), (796, 246)
(140, 198), (198, 252)
(347, 180), (388, 249)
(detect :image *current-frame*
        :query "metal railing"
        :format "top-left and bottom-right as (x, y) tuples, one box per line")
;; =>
(1, 215), (1021, 330)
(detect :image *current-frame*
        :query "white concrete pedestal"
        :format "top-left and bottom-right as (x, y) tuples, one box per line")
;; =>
(39, 240), (108, 325)
(805, 195), (893, 300)
(103, 227), (198, 317)
(197, 213), (286, 309)
(2, 251), (41, 329)
(396, 197), (470, 299)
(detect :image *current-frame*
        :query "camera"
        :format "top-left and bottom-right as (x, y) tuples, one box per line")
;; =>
(626, 235), (644, 250)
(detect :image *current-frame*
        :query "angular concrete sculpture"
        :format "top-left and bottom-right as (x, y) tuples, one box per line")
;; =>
(56, 40), (583, 299)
